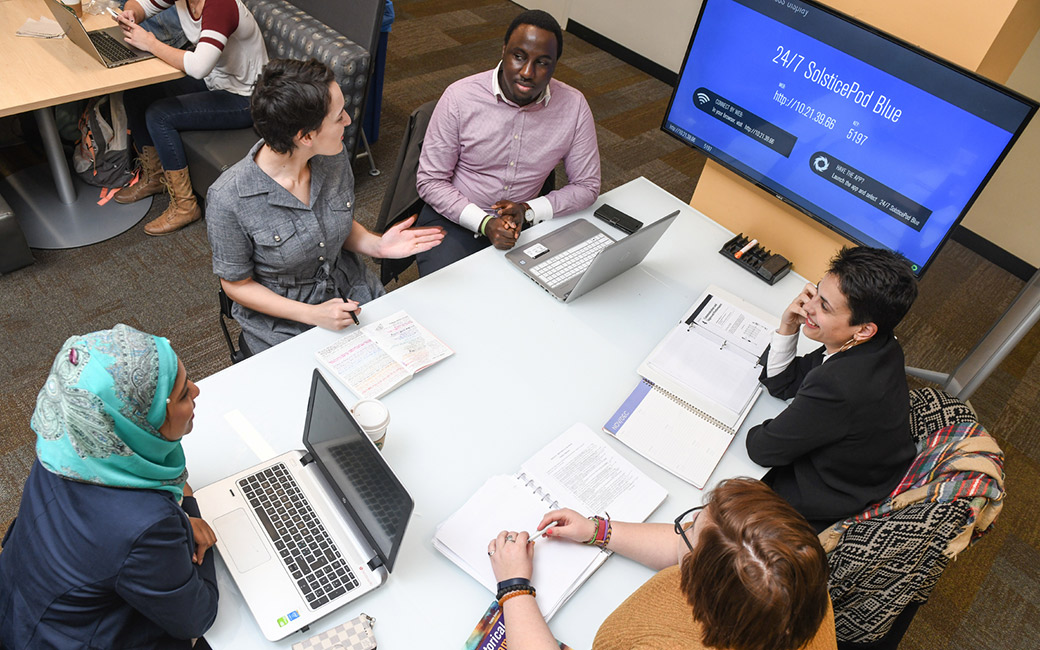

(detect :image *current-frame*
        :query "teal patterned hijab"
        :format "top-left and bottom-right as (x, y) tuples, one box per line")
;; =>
(31, 324), (187, 500)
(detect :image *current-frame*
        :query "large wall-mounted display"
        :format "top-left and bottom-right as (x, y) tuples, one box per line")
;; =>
(662, 0), (1037, 276)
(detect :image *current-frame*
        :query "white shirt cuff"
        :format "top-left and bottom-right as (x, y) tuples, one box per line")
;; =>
(765, 331), (799, 378)
(459, 203), (491, 233)
(526, 196), (553, 225)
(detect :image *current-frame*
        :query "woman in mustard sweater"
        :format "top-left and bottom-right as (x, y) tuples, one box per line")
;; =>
(486, 478), (837, 650)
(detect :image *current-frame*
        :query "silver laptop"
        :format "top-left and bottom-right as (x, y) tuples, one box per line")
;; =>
(45, 0), (155, 68)
(195, 370), (414, 641)
(506, 211), (679, 302)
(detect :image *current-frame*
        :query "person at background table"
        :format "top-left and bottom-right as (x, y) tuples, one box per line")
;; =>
(414, 9), (600, 276)
(746, 246), (919, 532)
(207, 59), (444, 355)
(111, 0), (269, 236)
(487, 478), (837, 650)
(0, 324), (217, 649)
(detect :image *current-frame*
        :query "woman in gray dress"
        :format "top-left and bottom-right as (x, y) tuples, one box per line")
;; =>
(206, 59), (444, 354)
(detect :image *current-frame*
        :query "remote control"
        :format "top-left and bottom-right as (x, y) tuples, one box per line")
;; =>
(593, 204), (643, 234)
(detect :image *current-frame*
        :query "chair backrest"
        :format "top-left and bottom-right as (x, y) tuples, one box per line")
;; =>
(243, 0), (371, 156)
(375, 99), (439, 285)
(287, 0), (383, 63)
(908, 386), (978, 446)
(283, 0), (384, 120)
(828, 498), (973, 645)
(218, 288), (250, 364)
(827, 387), (985, 646)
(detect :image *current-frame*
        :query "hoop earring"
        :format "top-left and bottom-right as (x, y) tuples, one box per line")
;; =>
(838, 338), (860, 353)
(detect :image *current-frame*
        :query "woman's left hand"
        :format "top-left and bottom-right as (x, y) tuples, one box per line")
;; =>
(188, 517), (217, 565)
(377, 215), (445, 259)
(488, 530), (534, 583)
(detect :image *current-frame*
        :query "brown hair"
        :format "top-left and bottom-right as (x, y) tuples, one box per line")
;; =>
(680, 478), (829, 650)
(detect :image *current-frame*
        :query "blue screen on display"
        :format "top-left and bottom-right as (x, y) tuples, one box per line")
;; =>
(662, 0), (1037, 275)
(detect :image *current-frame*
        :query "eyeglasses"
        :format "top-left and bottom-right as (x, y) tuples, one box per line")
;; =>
(674, 505), (706, 553)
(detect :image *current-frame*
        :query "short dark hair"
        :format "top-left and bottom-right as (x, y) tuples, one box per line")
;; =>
(680, 478), (829, 650)
(250, 59), (336, 155)
(828, 246), (919, 336)
(504, 10), (563, 59)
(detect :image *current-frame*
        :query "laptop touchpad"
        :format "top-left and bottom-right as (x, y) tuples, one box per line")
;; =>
(214, 509), (271, 573)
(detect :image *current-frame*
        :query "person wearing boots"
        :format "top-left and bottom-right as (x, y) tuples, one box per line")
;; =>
(112, 0), (268, 235)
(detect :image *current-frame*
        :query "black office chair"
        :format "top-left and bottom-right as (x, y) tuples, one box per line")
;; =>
(374, 100), (438, 285)
(218, 288), (251, 364)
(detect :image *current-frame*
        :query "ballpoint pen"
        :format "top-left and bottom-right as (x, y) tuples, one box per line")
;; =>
(529, 522), (558, 542)
(348, 309), (360, 326)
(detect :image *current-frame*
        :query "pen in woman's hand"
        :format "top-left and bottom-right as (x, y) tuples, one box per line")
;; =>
(529, 522), (557, 542)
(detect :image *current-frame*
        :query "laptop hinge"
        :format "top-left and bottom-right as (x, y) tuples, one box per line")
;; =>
(300, 452), (315, 466)
(367, 555), (384, 571)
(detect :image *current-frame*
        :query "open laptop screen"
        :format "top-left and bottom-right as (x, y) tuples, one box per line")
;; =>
(304, 371), (413, 571)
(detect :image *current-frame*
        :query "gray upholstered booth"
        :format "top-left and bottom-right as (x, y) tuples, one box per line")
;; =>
(181, 0), (378, 198)
(0, 191), (34, 274)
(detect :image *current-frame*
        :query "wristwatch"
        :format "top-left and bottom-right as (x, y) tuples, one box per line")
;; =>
(522, 203), (536, 225)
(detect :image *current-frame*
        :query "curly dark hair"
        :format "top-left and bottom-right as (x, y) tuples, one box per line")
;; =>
(250, 59), (336, 155)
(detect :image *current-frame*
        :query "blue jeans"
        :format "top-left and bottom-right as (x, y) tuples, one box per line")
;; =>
(123, 77), (252, 170)
(122, 2), (187, 48)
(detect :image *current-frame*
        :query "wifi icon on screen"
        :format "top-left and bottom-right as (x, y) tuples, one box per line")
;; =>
(696, 92), (711, 105)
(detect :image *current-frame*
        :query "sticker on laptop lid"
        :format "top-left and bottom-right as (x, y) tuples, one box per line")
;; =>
(523, 243), (549, 259)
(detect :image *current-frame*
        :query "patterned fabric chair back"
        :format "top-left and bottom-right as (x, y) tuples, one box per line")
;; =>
(243, 0), (371, 156)
(828, 387), (982, 645)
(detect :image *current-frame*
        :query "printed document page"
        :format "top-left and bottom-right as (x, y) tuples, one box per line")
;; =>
(433, 475), (600, 618)
(689, 294), (773, 358)
(647, 328), (761, 415)
(519, 424), (667, 520)
(365, 311), (453, 373)
(316, 329), (410, 399)
(642, 286), (776, 418)
(433, 424), (665, 619)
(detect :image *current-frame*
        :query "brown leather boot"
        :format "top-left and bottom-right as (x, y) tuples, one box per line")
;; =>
(143, 167), (202, 236)
(114, 146), (165, 204)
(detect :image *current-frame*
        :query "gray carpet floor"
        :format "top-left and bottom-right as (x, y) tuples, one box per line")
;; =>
(1, 1), (1038, 647)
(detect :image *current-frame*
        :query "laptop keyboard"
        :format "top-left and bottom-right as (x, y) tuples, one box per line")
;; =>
(88, 30), (137, 63)
(530, 233), (612, 288)
(239, 464), (359, 610)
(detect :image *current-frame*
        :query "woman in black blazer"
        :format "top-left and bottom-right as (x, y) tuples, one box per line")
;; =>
(746, 246), (919, 532)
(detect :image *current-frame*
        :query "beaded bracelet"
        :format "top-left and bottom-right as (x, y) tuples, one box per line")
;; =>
(498, 587), (536, 607)
(497, 577), (531, 594)
(496, 583), (535, 601)
(584, 514), (612, 548)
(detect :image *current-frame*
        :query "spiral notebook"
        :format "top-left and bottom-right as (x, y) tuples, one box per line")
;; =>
(603, 286), (777, 488)
(432, 424), (666, 620)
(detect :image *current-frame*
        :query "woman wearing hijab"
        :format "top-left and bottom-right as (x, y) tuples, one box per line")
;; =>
(0, 324), (218, 649)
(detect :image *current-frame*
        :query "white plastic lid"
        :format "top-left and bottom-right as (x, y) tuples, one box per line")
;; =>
(352, 399), (390, 431)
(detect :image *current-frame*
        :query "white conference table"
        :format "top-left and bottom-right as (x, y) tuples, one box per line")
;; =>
(182, 176), (812, 648)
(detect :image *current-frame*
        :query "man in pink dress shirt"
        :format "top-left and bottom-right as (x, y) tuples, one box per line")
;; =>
(414, 9), (601, 276)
